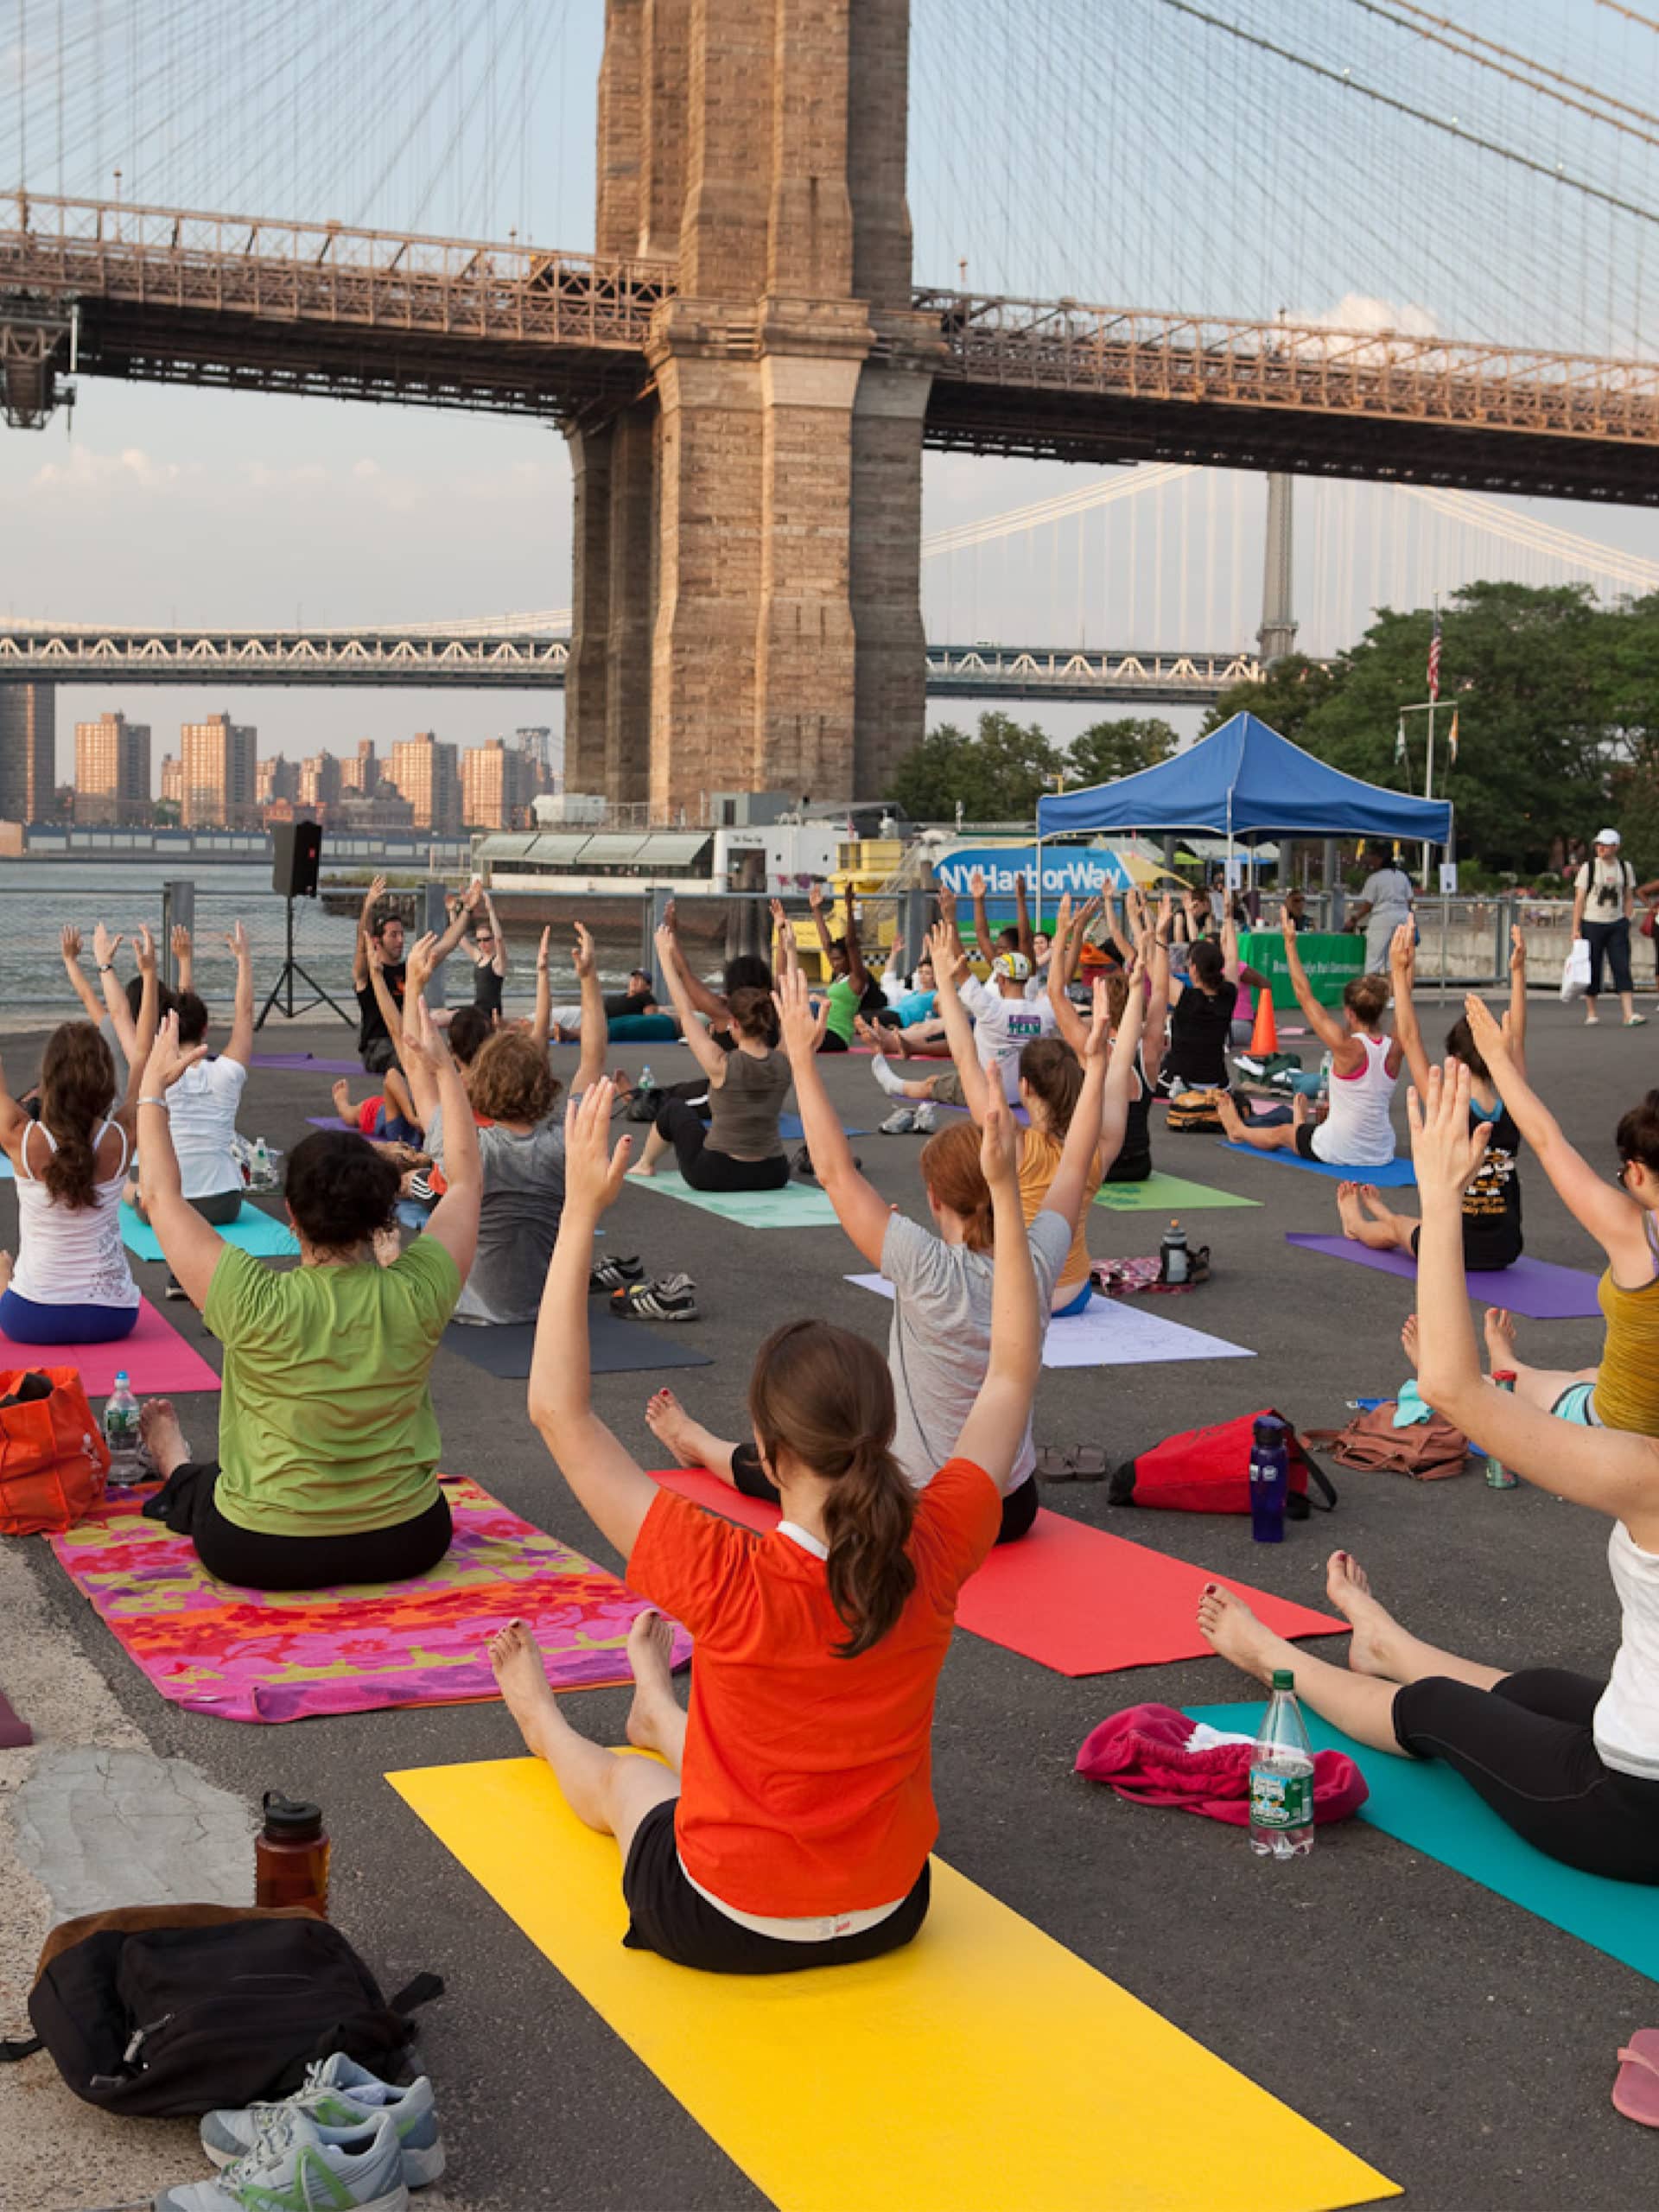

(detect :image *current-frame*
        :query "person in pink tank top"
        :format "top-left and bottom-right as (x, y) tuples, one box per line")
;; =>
(1216, 912), (1407, 1171)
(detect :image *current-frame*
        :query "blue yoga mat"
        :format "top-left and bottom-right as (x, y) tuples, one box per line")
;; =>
(1186, 1700), (1659, 1983)
(778, 1115), (865, 1144)
(1217, 1141), (1416, 1189)
(119, 1201), (300, 1262)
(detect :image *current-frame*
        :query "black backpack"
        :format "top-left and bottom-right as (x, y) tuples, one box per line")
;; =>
(2, 1906), (439, 2117)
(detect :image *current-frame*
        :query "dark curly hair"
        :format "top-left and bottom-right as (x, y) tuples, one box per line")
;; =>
(447, 1004), (493, 1066)
(283, 1129), (400, 1250)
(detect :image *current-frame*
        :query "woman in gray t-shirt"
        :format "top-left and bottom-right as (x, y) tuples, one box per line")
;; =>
(632, 929), (791, 1192)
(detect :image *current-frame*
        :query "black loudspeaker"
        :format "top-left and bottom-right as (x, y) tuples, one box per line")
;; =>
(270, 820), (322, 899)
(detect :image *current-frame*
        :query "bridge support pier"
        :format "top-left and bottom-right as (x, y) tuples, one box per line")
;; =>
(569, 0), (936, 817)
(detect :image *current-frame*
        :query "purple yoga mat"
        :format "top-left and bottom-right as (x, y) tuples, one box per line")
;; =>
(1285, 1234), (1602, 1319)
(250, 1054), (364, 1076)
(0, 1687), (31, 1748)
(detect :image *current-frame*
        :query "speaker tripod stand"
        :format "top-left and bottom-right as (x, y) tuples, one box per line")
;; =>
(257, 896), (355, 1029)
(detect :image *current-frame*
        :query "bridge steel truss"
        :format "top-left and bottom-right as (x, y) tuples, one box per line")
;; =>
(5, 194), (1659, 501)
(0, 623), (1262, 708)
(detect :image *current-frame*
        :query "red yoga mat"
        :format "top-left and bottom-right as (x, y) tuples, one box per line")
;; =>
(652, 1470), (1342, 1677)
(0, 1687), (31, 1747)
(0, 1298), (221, 1398)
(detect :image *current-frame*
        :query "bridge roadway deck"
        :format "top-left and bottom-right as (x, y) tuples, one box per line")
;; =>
(1, 1002), (1652, 2210)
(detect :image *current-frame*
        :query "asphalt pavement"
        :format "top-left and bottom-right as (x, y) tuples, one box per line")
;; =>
(3, 996), (1657, 2211)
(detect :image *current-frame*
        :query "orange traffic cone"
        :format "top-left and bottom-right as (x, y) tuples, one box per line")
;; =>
(1249, 985), (1279, 1058)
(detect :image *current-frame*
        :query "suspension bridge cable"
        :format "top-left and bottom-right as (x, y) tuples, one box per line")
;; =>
(1349, 0), (1659, 143)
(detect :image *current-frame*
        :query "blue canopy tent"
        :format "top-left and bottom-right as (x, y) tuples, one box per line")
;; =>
(1033, 712), (1452, 921)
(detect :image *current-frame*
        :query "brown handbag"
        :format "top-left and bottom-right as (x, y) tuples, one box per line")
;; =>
(1302, 1402), (1470, 1481)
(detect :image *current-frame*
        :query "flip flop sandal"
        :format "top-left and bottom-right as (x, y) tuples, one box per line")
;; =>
(1035, 1446), (1108, 1483)
(1613, 2031), (1659, 2126)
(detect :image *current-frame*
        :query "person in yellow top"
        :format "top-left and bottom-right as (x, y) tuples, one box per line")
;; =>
(925, 918), (1143, 1313)
(1460, 996), (1659, 1436)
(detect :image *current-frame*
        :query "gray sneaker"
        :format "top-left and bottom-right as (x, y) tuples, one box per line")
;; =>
(880, 1107), (916, 1135)
(200, 2053), (442, 2190)
(166, 2106), (409, 2209)
(912, 1102), (940, 1133)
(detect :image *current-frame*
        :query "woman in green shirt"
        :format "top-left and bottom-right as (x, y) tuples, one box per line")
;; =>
(135, 997), (481, 1591)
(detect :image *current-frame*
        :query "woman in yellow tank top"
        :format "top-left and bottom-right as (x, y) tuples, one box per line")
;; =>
(927, 921), (1145, 1314)
(1462, 1000), (1659, 1435)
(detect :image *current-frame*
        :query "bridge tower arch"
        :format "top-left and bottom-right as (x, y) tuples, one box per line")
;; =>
(566, 0), (940, 815)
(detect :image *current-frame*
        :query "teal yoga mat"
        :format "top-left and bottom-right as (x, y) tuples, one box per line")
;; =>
(119, 1201), (300, 1262)
(1217, 1141), (1416, 1189)
(1094, 1170), (1260, 1213)
(1186, 1699), (1659, 1983)
(627, 1169), (842, 1228)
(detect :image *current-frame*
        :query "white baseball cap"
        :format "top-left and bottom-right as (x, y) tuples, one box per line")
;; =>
(1595, 828), (1622, 847)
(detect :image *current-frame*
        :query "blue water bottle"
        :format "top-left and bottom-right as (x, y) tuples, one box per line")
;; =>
(1249, 1414), (1290, 1544)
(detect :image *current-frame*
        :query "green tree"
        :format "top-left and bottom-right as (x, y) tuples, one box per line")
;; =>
(1200, 652), (1337, 744)
(891, 711), (1059, 823)
(1065, 716), (1178, 787)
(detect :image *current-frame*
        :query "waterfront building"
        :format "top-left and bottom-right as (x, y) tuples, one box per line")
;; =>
(0, 681), (55, 823)
(160, 753), (183, 808)
(74, 711), (151, 824)
(390, 733), (461, 834)
(180, 713), (258, 829)
(462, 737), (540, 830)
(257, 753), (301, 804)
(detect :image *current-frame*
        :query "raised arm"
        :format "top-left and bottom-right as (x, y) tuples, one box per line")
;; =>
(1142, 905), (1173, 1085)
(1506, 924), (1529, 1074)
(1411, 1060), (1659, 1535)
(531, 927), (553, 1052)
(880, 934), (908, 1001)
(775, 964), (892, 1266)
(950, 1096), (1043, 1489)
(769, 898), (798, 983)
(60, 926), (104, 1024)
(137, 1014), (226, 1308)
(527, 1083), (658, 1558)
(92, 924), (138, 1066)
(655, 925), (729, 1084)
(1281, 906), (1348, 1052)
(929, 918), (992, 1124)
(839, 885), (869, 995)
(1461, 994), (1650, 1277)
(1096, 967), (1146, 1177)
(1043, 981), (1111, 1228)
(1044, 899), (1090, 1062)
(1387, 922), (1433, 1100)
(427, 879), (481, 971)
(403, 997), (480, 1280)
(484, 893), (508, 977)
(223, 921), (255, 1068)
(120, 927), (161, 1123)
(807, 880), (836, 963)
(353, 874), (388, 990)
(0, 1046), (29, 1153)
(969, 869), (995, 964)
(170, 923), (194, 997)
(571, 924), (609, 1096)
(1014, 872), (1033, 960)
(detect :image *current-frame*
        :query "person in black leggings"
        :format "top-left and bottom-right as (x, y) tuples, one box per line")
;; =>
(1194, 1054), (1659, 1884)
(630, 925), (791, 1193)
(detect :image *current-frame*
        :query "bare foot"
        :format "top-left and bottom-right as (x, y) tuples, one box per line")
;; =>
(627, 1162), (657, 1179)
(1357, 1184), (1390, 1222)
(1196, 1583), (1284, 1683)
(1336, 1180), (1365, 1240)
(331, 1079), (354, 1125)
(139, 1395), (191, 1478)
(1291, 1091), (1310, 1131)
(1325, 1549), (1402, 1679)
(1214, 1092), (1247, 1140)
(623, 1610), (682, 1755)
(1401, 1313), (1420, 1370)
(1484, 1306), (1518, 1371)
(487, 1618), (563, 1757)
(644, 1389), (725, 1471)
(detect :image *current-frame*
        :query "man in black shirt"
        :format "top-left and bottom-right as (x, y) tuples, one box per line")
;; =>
(604, 968), (659, 1021)
(352, 873), (475, 1076)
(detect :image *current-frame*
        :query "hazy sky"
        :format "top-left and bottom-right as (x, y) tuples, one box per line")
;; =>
(6, 0), (1659, 785)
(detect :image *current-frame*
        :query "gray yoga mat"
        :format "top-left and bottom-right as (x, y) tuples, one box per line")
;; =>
(442, 1308), (712, 1378)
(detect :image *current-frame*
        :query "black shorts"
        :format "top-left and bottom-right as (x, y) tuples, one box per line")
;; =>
(620, 1797), (931, 1974)
(1294, 1122), (1319, 1160)
(1394, 1669), (1659, 1883)
(360, 1035), (400, 1078)
(1408, 1224), (1522, 1272)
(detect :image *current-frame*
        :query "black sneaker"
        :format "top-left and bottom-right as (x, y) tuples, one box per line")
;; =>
(589, 1254), (645, 1293)
(163, 1274), (189, 1301)
(611, 1280), (700, 1323)
(791, 1145), (858, 1183)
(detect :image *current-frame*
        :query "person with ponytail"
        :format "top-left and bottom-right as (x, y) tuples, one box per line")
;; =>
(0, 922), (160, 1344)
(925, 916), (1143, 1312)
(498, 1072), (1042, 1973)
(648, 963), (1128, 1548)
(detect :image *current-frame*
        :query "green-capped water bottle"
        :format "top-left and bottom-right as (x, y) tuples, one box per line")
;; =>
(102, 1373), (145, 1488)
(1249, 1669), (1315, 1859)
(1485, 1370), (1518, 1488)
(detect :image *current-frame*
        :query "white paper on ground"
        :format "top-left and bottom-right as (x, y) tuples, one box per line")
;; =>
(844, 1274), (1255, 1367)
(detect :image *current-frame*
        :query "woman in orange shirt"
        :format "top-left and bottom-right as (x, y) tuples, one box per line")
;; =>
(489, 1065), (1043, 1974)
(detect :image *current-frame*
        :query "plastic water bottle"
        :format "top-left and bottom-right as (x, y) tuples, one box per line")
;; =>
(1160, 1218), (1190, 1285)
(1317, 1048), (1333, 1099)
(102, 1373), (145, 1488)
(252, 1136), (272, 1190)
(1485, 1370), (1518, 1488)
(1249, 1669), (1316, 1859)
(1249, 1414), (1291, 1543)
(639, 1065), (654, 1096)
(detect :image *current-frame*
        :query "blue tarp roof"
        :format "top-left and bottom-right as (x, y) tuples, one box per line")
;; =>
(1037, 713), (1453, 845)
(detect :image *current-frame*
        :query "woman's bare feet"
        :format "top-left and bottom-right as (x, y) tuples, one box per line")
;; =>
(1401, 1313), (1420, 1370)
(644, 1389), (728, 1472)
(1484, 1306), (1519, 1372)
(626, 1160), (658, 1179)
(1291, 1091), (1310, 1132)
(487, 1618), (563, 1758)
(1325, 1549), (1402, 1679)
(331, 1079), (355, 1126)
(623, 1610), (682, 1756)
(1214, 1092), (1247, 1140)
(1196, 1584), (1286, 1681)
(1336, 1180), (1366, 1239)
(139, 1396), (192, 1479)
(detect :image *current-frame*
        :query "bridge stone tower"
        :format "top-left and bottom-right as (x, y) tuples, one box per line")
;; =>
(566, 0), (938, 816)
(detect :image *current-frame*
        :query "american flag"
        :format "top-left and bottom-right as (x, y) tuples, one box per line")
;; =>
(1427, 610), (1442, 702)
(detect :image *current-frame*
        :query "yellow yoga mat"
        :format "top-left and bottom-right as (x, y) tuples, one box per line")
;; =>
(388, 1758), (1397, 2212)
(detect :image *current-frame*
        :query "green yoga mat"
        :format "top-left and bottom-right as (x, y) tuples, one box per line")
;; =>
(1186, 1700), (1659, 1983)
(119, 1201), (301, 1262)
(627, 1170), (842, 1229)
(1094, 1171), (1260, 1213)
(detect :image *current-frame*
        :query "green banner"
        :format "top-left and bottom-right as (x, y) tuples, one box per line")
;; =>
(1239, 930), (1364, 1009)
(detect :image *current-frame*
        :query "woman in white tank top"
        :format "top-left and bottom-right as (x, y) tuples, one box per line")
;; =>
(1216, 912), (1405, 1170)
(0, 931), (157, 1344)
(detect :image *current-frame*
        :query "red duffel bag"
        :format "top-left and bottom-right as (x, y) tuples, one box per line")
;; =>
(0, 1368), (110, 1537)
(1108, 1407), (1336, 1516)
